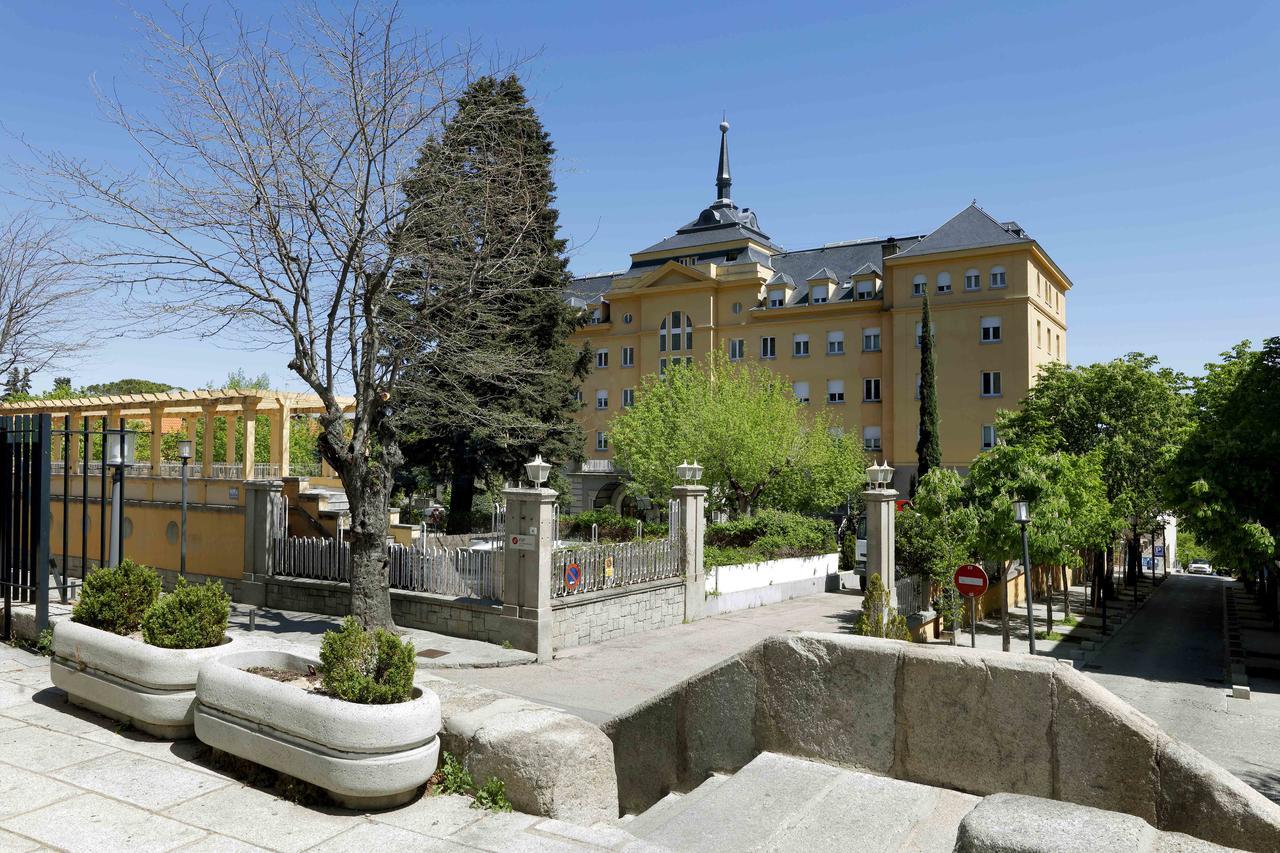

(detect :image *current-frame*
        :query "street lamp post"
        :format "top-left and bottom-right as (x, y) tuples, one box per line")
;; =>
(103, 427), (136, 568)
(178, 440), (193, 578)
(1014, 498), (1036, 655)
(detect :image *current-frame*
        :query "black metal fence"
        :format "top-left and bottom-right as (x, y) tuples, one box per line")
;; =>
(1, 413), (140, 640)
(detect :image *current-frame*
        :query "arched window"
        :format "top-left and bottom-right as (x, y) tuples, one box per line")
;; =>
(658, 311), (693, 355)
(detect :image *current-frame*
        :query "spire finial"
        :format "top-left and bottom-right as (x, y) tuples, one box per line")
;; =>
(716, 117), (731, 203)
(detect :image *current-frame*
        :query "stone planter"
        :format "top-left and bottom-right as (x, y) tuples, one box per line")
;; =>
(50, 619), (235, 739)
(194, 649), (441, 810)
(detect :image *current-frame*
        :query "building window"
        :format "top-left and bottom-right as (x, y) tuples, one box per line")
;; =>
(982, 424), (997, 450)
(622, 313), (633, 324)
(981, 371), (1002, 397)
(980, 316), (1002, 342)
(670, 310), (683, 351)
(622, 346), (634, 367)
(936, 272), (952, 294)
(863, 327), (881, 352)
(793, 334), (810, 357)
(864, 378), (881, 402)
(1037, 320), (1043, 348)
(856, 280), (875, 301)
(863, 425), (881, 452)
(659, 317), (667, 352)
(811, 285), (829, 304)
(1057, 333), (1062, 358)
(768, 290), (785, 308)
(596, 390), (608, 409)
(761, 336), (776, 359)
(573, 389), (582, 404)
(659, 358), (667, 376)
(965, 269), (981, 291)
(623, 388), (635, 407)
(660, 311), (694, 354)
(915, 321), (931, 348)
(990, 266), (1006, 288)
(732, 302), (742, 314)
(596, 349), (608, 369)
(728, 338), (745, 361)
(677, 256), (698, 267)
(827, 330), (845, 355)
(827, 379), (845, 404)
(793, 381), (810, 404)
(912, 275), (926, 297)
(915, 374), (921, 400)
(590, 308), (602, 324)
(596, 431), (608, 451)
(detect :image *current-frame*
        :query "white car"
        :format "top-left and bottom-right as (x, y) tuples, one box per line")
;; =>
(1187, 561), (1214, 576)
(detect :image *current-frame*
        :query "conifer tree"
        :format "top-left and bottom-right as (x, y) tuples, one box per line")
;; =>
(396, 76), (591, 532)
(915, 291), (942, 489)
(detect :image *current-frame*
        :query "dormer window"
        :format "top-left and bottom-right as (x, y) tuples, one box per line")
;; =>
(589, 308), (602, 324)
(677, 256), (699, 267)
(855, 280), (876, 301)
(768, 290), (785, 309)
(811, 285), (829, 304)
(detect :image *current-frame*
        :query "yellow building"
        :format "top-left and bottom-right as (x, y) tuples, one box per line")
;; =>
(567, 121), (1070, 512)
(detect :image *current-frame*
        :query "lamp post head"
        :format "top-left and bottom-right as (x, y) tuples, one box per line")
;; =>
(865, 460), (894, 490)
(104, 431), (137, 466)
(524, 454), (551, 488)
(676, 459), (704, 484)
(177, 440), (193, 461)
(1013, 498), (1031, 525)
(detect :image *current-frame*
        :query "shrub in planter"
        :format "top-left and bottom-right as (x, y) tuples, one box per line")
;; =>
(142, 579), (231, 649)
(319, 617), (416, 704)
(72, 559), (162, 635)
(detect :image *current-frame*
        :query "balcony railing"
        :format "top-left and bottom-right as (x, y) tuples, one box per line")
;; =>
(579, 459), (616, 474)
(51, 461), (281, 481)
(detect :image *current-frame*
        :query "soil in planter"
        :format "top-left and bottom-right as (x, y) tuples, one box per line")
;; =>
(242, 665), (323, 692)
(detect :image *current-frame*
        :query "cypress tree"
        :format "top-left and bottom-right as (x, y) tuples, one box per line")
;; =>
(396, 76), (591, 532)
(915, 290), (941, 489)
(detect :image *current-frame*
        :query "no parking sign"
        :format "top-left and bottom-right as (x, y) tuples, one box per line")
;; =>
(564, 561), (581, 590)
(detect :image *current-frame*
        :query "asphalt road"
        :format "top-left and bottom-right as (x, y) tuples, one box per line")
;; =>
(1086, 573), (1280, 802)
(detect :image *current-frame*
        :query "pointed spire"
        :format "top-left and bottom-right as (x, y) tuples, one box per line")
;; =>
(715, 117), (731, 204)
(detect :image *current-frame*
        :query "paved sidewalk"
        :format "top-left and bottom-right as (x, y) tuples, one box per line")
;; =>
(437, 592), (864, 723)
(0, 643), (646, 852)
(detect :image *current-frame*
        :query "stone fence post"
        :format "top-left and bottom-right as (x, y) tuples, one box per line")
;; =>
(241, 479), (283, 605)
(862, 482), (899, 615)
(673, 484), (707, 623)
(501, 485), (557, 661)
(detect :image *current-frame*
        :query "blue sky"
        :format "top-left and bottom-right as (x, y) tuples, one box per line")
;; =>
(1, 0), (1277, 391)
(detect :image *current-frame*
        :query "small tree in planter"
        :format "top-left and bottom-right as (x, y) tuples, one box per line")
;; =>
(53, 562), (235, 738)
(319, 617), (416, 704)
(856, 575), (912, 641)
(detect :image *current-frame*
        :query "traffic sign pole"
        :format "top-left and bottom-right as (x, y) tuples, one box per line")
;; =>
(969, 596), (976, 648)
(952, 564), (989, 650)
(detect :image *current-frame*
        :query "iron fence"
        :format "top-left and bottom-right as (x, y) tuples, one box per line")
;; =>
(552, 536), (680, 597)
(273, 536), (503, 602)
(1, 415), (52, 639)
(896, 573), (929, 615)
(51, 460), (281, 480)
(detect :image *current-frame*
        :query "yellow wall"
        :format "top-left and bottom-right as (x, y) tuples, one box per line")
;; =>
(573, 239), (1070, 479)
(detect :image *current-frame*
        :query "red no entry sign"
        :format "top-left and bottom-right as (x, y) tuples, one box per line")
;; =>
(953, 564), (988, 598)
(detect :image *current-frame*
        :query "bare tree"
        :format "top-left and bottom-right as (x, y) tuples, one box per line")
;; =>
(0, 212), (91, 383)
(27, 3), (517, 627)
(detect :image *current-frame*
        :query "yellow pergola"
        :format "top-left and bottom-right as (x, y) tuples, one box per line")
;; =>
(0, 389), (354, 480)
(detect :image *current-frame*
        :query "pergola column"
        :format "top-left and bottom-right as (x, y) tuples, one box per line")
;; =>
(242, 404), (258, 480)
(202, 406), (215, 478)
(67, 412), (82, 471)
(185, 415), (198, 448)
(270, 402), (292, 477)
(224, 414), (237, 466)
(150, 409), (164, 476)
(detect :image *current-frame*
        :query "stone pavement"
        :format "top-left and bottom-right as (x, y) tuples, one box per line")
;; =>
(0, 643), (650, 852)
(437, 591), (865, 724)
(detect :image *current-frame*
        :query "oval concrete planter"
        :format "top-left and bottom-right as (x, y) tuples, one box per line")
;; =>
(50, 619), (235, 739)
(194, 649), (441, 810)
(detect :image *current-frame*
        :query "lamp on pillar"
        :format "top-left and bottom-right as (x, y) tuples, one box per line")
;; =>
(525, 454), (551, 489)
(861, 460), (898, 619)
(866, 460), (893, 490)
(1013, 498), (1036, 655)
(103, 428), (136, 567)
(676, 459), (704, 485)
(177, 440), (193, 578)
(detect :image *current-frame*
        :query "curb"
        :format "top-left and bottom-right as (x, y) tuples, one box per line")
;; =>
(1223, 583), (1251, 700)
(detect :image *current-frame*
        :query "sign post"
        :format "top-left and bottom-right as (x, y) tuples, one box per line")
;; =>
(953, 564), (989, 649)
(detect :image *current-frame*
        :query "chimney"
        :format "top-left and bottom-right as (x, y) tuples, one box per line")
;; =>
(881, 237), (898, 260)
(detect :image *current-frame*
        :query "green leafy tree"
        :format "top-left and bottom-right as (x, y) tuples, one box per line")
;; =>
(896, 468), (977, 640)
(82, 378), (179, 396)
(855, 574), (912, 640)
(396, 75), (591, 533)
(611, 352), (863, 517)
(915, 292), (941, 488)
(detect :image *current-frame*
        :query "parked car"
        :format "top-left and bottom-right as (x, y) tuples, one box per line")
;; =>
(1188, 561), (1214, 576)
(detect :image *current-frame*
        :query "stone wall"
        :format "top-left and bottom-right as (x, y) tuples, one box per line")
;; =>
(264, 576), (534, 649)
(551, 578), (685, 651)
(602, 632), (1280, 852)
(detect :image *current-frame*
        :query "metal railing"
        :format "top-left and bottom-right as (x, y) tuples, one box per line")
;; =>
(51, 460), (281, 480)
(273, 536), (503, 602)
(896, 574), (929, 616)
(579, 459), (616, 474)
(552, 536), (680, 597)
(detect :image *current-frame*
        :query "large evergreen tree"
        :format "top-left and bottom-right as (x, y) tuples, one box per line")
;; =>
(915, 291), (941, 487)
(396, 76), (590, 532)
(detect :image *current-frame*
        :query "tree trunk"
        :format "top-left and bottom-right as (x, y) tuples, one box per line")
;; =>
(1000, 560), (1010, 652)
(339, 455), (395, 630)
(1045, 565), (1054, 635)
(1062, 564), (1071, 619)
(446, 435), (477, 535)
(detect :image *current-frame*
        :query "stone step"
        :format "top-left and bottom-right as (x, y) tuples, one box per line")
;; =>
(629, 752), (978, 853)
(620, 773), (729, 838)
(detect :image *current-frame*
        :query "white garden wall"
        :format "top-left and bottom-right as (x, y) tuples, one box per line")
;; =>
(705, 553), (839, 616)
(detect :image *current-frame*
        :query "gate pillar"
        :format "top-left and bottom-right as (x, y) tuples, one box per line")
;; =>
(501, 484), (556, 661)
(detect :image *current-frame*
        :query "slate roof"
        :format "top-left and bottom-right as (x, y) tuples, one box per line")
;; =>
(806, 267), (840, 282)
(565, 273), (620, 306)
(890, 203), (1032, 259)
(765, 272), (795, 287)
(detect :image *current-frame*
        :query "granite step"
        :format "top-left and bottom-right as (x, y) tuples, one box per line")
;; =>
(627, 752), (978, 853)
(620, 773), (729, 838)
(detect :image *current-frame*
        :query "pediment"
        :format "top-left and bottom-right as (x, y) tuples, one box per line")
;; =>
(629, 260), (715, 291)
